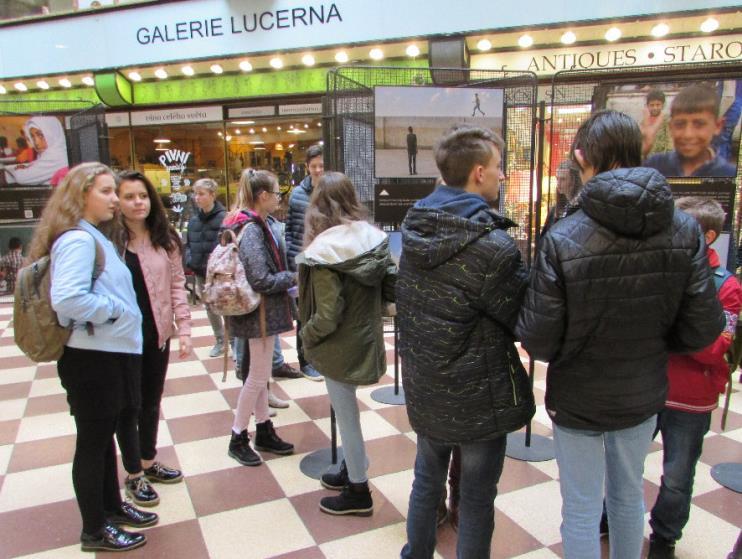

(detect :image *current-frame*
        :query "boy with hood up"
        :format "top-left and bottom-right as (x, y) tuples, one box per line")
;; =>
(397, 125), (534, 558)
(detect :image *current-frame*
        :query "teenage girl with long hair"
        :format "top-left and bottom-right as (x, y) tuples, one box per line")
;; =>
(226, 169), (296, 466)
(113, 170), (192, 507)
(31, 162), (155, 552)
(297, 171), (396, 515)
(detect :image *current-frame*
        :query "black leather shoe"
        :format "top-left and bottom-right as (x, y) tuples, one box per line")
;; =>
(125, 475), (160, 507)
(80, 521), (146, 552)
(107, 502), (159, 528)
(144, 461), (183, 484)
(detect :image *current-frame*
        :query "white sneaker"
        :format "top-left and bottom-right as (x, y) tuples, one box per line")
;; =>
(268, 392), (290, 409)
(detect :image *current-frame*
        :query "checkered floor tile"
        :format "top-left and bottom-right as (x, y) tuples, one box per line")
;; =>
(0, 304), (740, 558)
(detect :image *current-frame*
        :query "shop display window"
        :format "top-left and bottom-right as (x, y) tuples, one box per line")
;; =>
(108, 127), (132, 173)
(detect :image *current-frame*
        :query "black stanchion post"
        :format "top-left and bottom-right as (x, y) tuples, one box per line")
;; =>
(371, 316), (406, 405)
(299, 405), (345, 479)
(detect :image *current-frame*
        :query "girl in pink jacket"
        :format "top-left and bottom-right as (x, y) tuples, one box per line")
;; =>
(114, 171), (192, 508)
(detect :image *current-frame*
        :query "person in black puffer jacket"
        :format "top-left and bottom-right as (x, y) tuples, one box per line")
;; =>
(516, 110), (724, 559)
(185, 178), (226, 357)
(285, 144), (324, 380)
(398, 126), (534, 559)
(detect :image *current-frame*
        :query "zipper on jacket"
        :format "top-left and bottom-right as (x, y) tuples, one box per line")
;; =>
(508, 362), (519, 406)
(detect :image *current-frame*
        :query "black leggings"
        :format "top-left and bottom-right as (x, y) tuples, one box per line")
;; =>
(116, 338), (170, 474)
(57, 347), (140, 535)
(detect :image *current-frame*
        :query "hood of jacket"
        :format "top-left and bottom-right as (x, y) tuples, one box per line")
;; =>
(402, 185), (516, 270)
(577, 167), (674, 239)
(296, 221), (390, 286)
(198, 201), (225, 222)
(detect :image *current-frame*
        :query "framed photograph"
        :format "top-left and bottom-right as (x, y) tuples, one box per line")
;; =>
(374, 86), (504, 179)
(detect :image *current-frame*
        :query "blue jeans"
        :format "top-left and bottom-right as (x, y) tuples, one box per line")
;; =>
(325, 377), (367, 483)
(553, 415), (656, 559)
(401, 434), (506, 559)
(649, 408), (711, 543)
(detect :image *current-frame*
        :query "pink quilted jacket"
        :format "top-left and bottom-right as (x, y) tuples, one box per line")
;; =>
(131, 241), (192, 348)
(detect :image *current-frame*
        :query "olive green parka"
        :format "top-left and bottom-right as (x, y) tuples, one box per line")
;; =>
(297, 221), (396, 385)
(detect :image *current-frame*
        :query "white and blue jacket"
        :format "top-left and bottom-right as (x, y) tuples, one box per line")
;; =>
(50, 219), (142, 355)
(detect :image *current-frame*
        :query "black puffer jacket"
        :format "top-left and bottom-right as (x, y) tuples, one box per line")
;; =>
(185, 202), (226, 276)
(285, 175), (312, 271)
(397, 185), (535, 444)
(516, 167), (724, 431)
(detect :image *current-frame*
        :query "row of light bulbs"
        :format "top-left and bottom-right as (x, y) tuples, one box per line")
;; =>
(128, 45), (421, 82)
(0, 17), (722, 93)
(476, 17), (721, 51)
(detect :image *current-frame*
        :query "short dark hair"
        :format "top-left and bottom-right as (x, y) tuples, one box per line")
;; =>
(408, 126), (413, 132)
(305, 144), (323, 164)
(434, 125), (504, 187)
(8, 237), (21, 250)
(646, 89), (666, 104)
(674, 196), (725, 236)
(570, 110), (641, 175)
(671, 84), (720, 118)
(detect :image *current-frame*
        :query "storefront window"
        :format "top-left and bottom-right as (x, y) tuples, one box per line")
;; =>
(108, 127), (132, 172)
(132, 122), (226, 230)
(225, 116), (323, 219)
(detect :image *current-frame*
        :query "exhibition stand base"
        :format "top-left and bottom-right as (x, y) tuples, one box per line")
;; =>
(370, 385), (406, 406)
(710, 463), (742, 493)
(299, 447), (345, 480)
(505, 432), (555, 462)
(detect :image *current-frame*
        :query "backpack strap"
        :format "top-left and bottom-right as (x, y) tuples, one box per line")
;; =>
(712, 266), (733, 292)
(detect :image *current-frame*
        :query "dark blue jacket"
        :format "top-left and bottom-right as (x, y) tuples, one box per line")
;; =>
(185, 201), (226, 276)
(285, 175), (313, 272)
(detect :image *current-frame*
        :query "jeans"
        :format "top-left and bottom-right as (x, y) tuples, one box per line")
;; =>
(116, 338), (170, 473)
(233, 336), (283, 372)
(553, 415), (656, 559)
(196, 275), (223, 342)
(233, 336), (274, 432)
(401, 434), (506, 559)
(325, 377), (367, 483)
(649, 408), (711, 543)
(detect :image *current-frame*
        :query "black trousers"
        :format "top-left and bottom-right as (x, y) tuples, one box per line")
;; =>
(295, 319), (307, 369)
(116, 337), (170, 474)
(57, 347), (140, 535)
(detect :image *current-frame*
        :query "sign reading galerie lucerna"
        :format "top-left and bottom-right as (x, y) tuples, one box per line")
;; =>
(0, 0), (736, 78)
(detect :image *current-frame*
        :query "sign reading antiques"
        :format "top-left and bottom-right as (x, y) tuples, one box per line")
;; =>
(472, 35), (742, 76)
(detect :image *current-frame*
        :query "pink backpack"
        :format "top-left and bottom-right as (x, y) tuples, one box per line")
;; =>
(203, 229), (261, 316)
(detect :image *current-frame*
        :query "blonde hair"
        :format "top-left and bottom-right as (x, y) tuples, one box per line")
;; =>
(29, 162), (114, 259)
(304, 172), (366, 246)
(193, 177), (218, 194)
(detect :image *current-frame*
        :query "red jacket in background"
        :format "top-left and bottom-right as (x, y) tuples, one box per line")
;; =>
(666, 248), (742, 413)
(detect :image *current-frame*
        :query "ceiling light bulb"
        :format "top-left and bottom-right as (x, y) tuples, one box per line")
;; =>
(477, 39), (492, 51)
(302, 54), (316, 66)
(605, 27), (622, 42)
(58, 78), (72, 88)
(518, 34), (534, 48)
(128, 71), (142, 82)
(210, 64), (223, 74)
(154, 68), (168, 79)
(249, 128), (255, 134)
(277, 126), (282, 130)
(651, 23), (670, 37)
(36, 80), (50, 90)
(304, 123), (309, 128)
(262, 127), (268, 132)
(0, 85), (6, 94)
(270, 57), (283, 69)
(700, 17), (719, 33)
(225, 135), (232, 141)
(239, 60), (253, 72)
(369, 48), (384, 60)
(235, 129), (241, 134)
(335, 51), (349, 63)
(561, 31), (576, 45)
(14, 82), (27, 92)
(181, 65), (194, 76)
(82, 76), (95, 86)
(406, 44), (420, 57)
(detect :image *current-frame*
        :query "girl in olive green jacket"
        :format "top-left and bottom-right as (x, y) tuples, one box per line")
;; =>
(297, 172), (396, 517)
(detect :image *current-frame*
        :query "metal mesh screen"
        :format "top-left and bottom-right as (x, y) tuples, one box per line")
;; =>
(325, 66), (537, 259)
(548, 62), (742, 268)
(68, 104), (110, 166)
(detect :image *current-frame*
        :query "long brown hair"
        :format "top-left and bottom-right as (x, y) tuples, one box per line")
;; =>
(304, 172), (366, 246)
(29, 162), (113, 260)
(115, 170), (182, 253)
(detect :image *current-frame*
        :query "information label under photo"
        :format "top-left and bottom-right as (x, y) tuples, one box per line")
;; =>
(374, 182), (435, 225)
(0, 187), (53, 221)
(667, 177), (736, 232)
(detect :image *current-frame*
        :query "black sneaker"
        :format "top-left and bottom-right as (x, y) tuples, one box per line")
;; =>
(254, 420), (294, 455)
(648, 534), (676, 559)
(319, 481), (373, 516)
(321, 460), (349, 491)
(80, 521), (146, 552)
(228, 430), (262, 466)
(124, 475), (160, 507)
(144, 462), (183, 484)
(107, 503), (159, 528)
